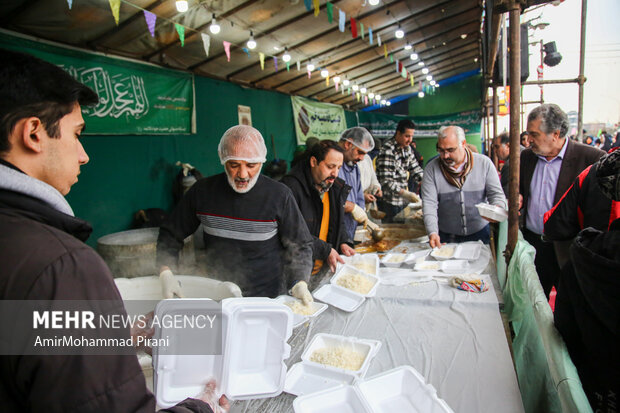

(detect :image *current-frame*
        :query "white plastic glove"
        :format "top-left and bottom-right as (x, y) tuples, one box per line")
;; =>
(401, 190), (421, 203)
(291, 281), (313, 305)
(159, 269), (185, 299)
(196, 380), (230, 413)
(351, 204), (369, 224)
(366, 220), (380, 232)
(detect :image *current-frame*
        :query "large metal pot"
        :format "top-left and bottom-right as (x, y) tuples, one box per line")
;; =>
(97, 228), (194, 278)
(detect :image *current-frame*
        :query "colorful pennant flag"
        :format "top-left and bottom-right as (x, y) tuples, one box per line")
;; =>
(368, 27), (373, 45)
(144, 11), (156, 37)
(67, 0), (73, 10)
(242, 47), (250, 57)
(286, 61), (290, 71)
(313, 0), (320, 17)
(401, 67), (407, 78)
(223, 41), (231, 61)
(356, 92), (360, 102)
(361, 23), (364, 39)
(304, 0), (312, 12)
(351, 18), (357, 38)
(296, 61), (301, 71)
(410, 74), (414, 87)
(308, 70), (311, 79)
(395, 60), (399, 73)
(364, 95), (368, 105)
(274, 56), (278, 72)
(390, 55), (393, 63)
(378, 34), (381, 46)
(175, 24), (185, 47)
(201, 33), (210, 56)
(259, 53), (265, 70)
(109, 0), (120, 25)
(326, 2), (333, 23)
(398, 61), (403, 72)
(325, 74), (329, 87)
(338, 10), (345, 32)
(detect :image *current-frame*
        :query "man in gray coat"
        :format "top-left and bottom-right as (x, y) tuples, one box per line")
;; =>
(421, 125), (507, 248)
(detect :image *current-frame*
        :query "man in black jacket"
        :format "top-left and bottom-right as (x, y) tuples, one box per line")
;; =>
(0, 49), (223, 412)
(281, 140), (355, 279)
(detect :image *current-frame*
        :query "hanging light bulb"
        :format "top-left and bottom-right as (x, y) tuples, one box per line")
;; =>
(333, 75), (341, 83)
(386, 101), (391, 106)
(360, 86), (367, 94)
(209, 14), (221, 34)
(422, 68), (429, 74)
(368, 92), (375, 99)
(418, 91), (425, 98)
(175, 0), (188, 12)
(380, 99), (386, 105)
(282, 48), (291, 63)
(320, 69), (329, 78)
(343, 78), (350, 87)
(395, 25), (404, 39)
(246, 31), (257, 49)
(307, 62), (315, 72)
(368, 0), (380, 5)
(418, 61), (424, 66)
(435, 83), (440, 88)
(352, 84), (359, 91)
(404, 43), (412, 50)
(409, 52), (418, 60)
(426, 75), (432, 81)
(375, 94), (381, 100)
(430, 80), (436, 86)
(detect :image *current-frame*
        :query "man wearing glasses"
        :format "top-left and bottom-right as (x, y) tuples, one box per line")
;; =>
(421, 125), (507, 248)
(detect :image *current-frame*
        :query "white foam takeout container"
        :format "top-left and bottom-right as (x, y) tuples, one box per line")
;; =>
(293, 365), (455, 413)
(380, 253), (409, 268)
(338, 253), (380, 276)
(430, 243), (481, 261)
(330, 265), (380, 297)
(475, 203), (508, 222)
(313, 284), (366, 312)
(299, 333), (381, 378)
(274, 295), (328, 328)
(414, 259), (470, 274)
(152, 297), (293, 407)
(403, 249), (432, 265)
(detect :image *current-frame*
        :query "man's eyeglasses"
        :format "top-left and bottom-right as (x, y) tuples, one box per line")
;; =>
(437, 147), (458, 154)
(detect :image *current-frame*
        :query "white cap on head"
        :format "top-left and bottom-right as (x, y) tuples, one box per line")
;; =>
(340, 127), (375, 152)
(218, 125), (267, 165)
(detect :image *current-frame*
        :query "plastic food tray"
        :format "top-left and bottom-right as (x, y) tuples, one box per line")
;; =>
(414, 259), (470, 273)
(330, 265), (380, 297)
(284, 362), (357, 396)
(152, 297), (293, 407)
(273, 296), (328, 328)
(293, 365), (454, 413)
(339, 253), (380, 276)
(403, 249), (432, 264)
(380, 253), (409, 268)
(475, 203), (508, 222)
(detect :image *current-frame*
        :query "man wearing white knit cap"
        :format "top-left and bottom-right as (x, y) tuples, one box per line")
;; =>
(157, 125), (314, 302)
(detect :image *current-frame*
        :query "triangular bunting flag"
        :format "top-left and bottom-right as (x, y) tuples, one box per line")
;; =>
(144, 11), (156, 37)
(364, 95), (368, 105)
(242, 47), (250, 57)
(297, 61), (301, 71)
(274, 56), (278, 72)
(308, 70), (311, 79)
(67, 0), (73, 10)
(326, 2), (333, 24)
(286, 61), (290, 71)
(175, 24), (185, 47)
(109, 0), (120, 26)
(351, 18), (357, 38)
(313, 0), (320, 17)
(259, 53), (265, 70)
(338, 10), (345, 32)
(395, 60), (399, 73)
(410, 74), (414, 87)
(398, 61), (402, 72)
(401, 67), (407, 78)
(304, 0), (312, 12)
(378, 34), (381, 46)
(335, 82), (339, 91)
(368, 27), (373, 45)
(223, 41), (231, 61)
(361, 23), (364, 39)
(325, 74), (329, 87)
(390, 55), (393, 63)
(356, 92), (360, 102)
(201, 33), (210, 57)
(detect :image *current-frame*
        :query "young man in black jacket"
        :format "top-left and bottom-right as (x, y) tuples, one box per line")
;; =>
(0, 49), (225, 412)
(281, 140), (355, 280)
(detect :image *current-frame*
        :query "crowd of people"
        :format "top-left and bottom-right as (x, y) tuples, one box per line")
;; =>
(1, 48), (618, 412)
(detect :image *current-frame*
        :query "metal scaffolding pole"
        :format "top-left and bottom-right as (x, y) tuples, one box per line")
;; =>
(505, 3), (522, 264)
(577, 0), (588, 142)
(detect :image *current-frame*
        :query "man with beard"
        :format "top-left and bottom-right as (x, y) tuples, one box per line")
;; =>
(281, 140), (355, 279)
(336, 127), (379, 239)
(157, 125), (314, 303)
(421, 126), (506, 248)
(376, 119), (424, 222)
(519, 104), (604, 297)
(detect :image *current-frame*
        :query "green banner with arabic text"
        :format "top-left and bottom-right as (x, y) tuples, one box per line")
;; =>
(291, 96), (347, 144)
(0, 31), (194, 135)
